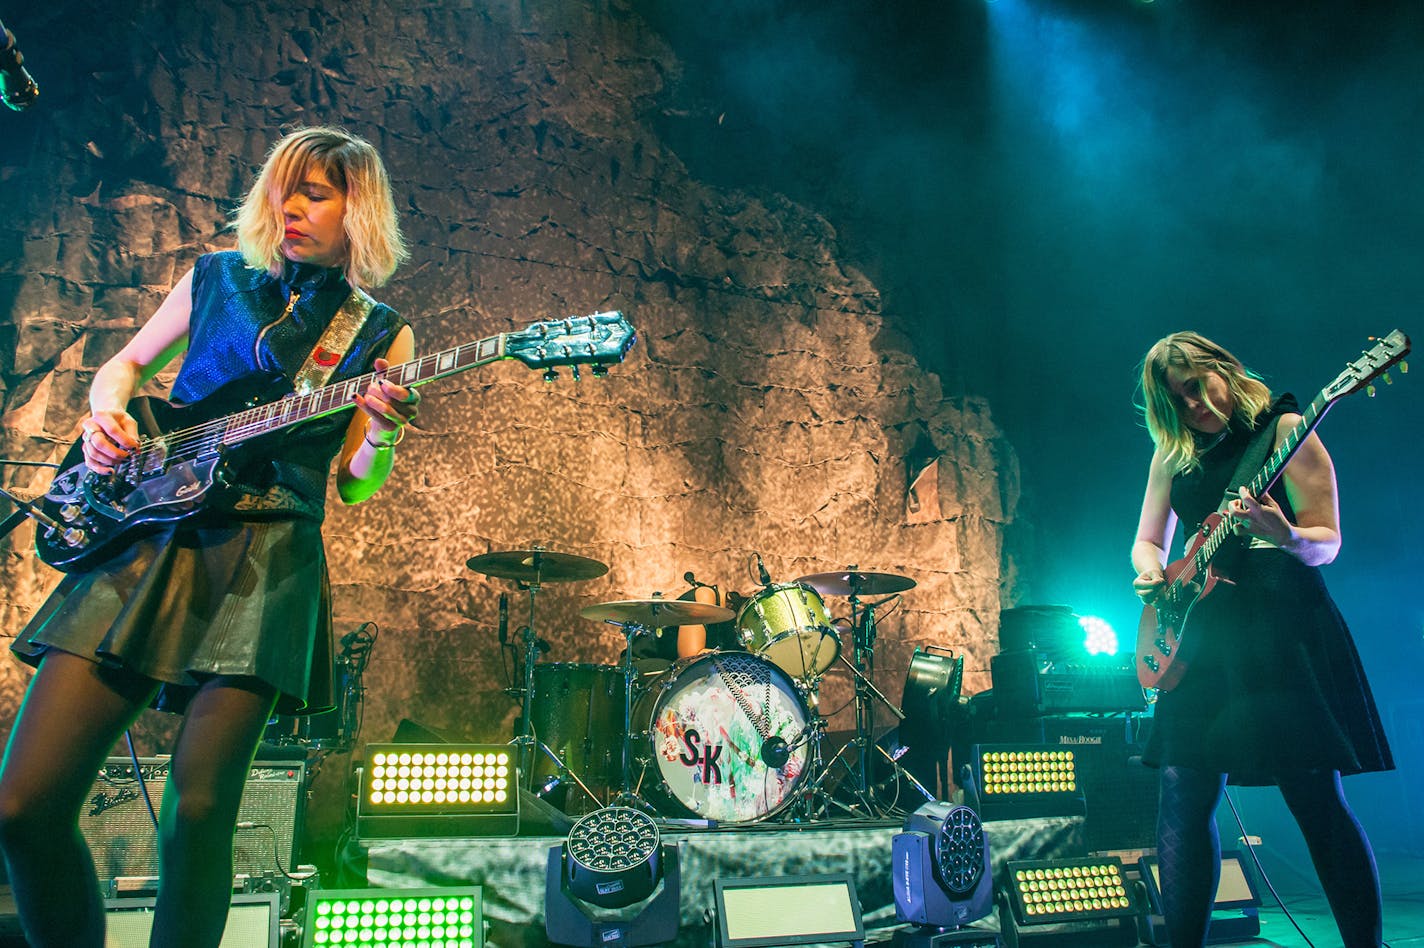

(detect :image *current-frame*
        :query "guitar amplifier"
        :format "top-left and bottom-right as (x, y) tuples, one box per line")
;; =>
(79, 757), (306, 883)
(992, 649), (1147, 716)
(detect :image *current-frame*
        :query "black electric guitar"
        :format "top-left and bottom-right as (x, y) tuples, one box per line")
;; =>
(1135, 330), (1410, 692)
(36, 311), (636, 572)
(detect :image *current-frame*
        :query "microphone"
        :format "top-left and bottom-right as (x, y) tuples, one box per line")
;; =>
(755, 553), (772, 587)
(339, 621), (375, 649)
(683, 571), (721, 598)
(0, 21), (39, 112)
(497, 592), (509, 645)
(759, 735), (790, 769)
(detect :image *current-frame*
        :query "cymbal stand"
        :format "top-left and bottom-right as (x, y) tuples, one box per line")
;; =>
(601, 619), (655, 813)
(813, 594), (922, 818)
(509, 574), (602, 810)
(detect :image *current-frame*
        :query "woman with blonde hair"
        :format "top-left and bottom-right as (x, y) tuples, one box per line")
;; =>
(1131, 330), (1392, 947)
(0, 127), (419, 947)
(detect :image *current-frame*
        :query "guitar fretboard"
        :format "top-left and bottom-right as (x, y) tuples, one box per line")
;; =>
(222, 334), (504, 445)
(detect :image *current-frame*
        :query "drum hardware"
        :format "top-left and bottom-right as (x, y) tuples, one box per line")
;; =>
(468, 546), (610, 809)
(794, 565), (925, 819)
(579, 594), (735, 814)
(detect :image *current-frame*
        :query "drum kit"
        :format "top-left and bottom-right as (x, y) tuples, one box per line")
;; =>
(467, 546), (932, 825)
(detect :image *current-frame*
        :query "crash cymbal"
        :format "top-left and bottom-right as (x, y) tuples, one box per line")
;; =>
(580, 598), (735, 627)
(466, 549), (609, 583)
(795, 570), (917, 597)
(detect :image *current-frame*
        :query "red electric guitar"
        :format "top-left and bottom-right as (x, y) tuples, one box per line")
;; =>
(1136, 330), (1410, 692)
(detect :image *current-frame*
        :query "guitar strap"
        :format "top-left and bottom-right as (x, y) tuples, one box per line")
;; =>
(291, 287), (378, 395)
(1221, 411), (1280, 508)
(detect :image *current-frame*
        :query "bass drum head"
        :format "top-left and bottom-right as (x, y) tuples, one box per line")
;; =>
(641, 651), (810, 823)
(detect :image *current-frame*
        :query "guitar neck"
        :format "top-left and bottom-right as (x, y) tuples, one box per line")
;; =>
(1179, 392), (1335, 582)
(213, 333), (506, 448)
(1244, 392), (1333, 501)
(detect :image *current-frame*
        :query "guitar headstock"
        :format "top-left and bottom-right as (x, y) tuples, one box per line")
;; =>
(504, 311), (637, 377)
(1323, 330), (1411, 400)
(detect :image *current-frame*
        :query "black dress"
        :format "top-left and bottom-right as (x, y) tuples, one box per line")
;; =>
(1141, 396), (1394, 785)
(13, 252), (406, 715)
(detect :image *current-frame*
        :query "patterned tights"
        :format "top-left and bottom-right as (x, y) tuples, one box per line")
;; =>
(1157, 764), (1382, 948)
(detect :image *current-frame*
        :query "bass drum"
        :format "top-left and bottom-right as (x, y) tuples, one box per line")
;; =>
(636, 651), (810, 823)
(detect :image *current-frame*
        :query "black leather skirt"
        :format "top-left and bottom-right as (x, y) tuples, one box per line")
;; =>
(12, 518), (334, 716)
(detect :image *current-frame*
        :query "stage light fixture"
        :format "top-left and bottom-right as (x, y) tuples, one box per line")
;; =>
(355, 743), (518, 839)
(971, 744), (1086, 821)
(997, 857), (1137, 947)
(1137, 850), (1263, 945)
(1076, 615), (1117, 656)
(301, 887), (482, 948)
(545, 807), (680, 948)
(890, 800), (998, 947)
(713, 874), (866, 948)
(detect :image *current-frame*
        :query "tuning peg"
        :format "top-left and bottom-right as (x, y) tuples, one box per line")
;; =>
(1402, 360), (1409, 374)
(543, 368), (559, 383)
(591, 364), (609, 379)
(570, 365), (582, 382)
(1366, 383), (1376, 397)
(1384, 371), (1393, 385)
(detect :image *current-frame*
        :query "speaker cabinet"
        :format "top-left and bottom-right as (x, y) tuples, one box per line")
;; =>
(1039, 716), (1157, 853)
(79, 758), (306, 882)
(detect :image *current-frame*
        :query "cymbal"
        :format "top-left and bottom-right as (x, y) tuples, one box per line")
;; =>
(580, 598), (735, 627)
(795, 570), (917, 597)
(466, 549), (609, 583)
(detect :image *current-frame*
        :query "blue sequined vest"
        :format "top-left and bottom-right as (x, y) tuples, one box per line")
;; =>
(169, 251), (407, 520)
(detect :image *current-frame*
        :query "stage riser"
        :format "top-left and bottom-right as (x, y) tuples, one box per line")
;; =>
(356, 817), (1085, 946)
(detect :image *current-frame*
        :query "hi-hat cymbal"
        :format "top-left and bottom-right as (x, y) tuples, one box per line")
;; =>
(580, 598), (735, 627)
(795, 570), (917, 597)
(466, 549), (609, 583)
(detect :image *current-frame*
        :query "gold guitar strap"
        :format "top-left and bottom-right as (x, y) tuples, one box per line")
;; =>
(292, 287), (378, 394)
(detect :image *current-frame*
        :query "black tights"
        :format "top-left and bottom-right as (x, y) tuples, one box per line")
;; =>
(1157, 764), (1382, 948)
(0, 650), (277, 948)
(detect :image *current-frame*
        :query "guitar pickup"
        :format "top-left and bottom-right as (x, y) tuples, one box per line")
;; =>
(1142, 655), (1160, 672)
(1153, 638), (1172, 656)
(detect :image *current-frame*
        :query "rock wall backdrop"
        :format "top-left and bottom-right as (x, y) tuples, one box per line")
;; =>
(0, 0), (1021, 849)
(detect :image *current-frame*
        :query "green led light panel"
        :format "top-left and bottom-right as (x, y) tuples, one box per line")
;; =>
(303, 887), (482, 948)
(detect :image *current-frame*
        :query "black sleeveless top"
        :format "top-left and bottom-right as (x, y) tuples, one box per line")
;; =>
(170, 251), (407, 521)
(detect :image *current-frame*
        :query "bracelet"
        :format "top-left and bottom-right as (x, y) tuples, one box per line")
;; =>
(364, 426), (405, 451)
